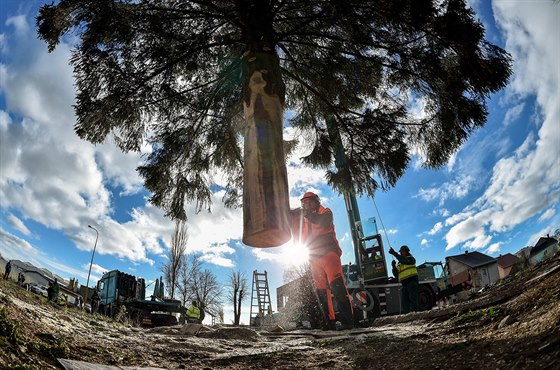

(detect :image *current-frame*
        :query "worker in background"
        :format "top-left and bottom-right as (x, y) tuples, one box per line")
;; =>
(290, 192), (354, 330)
(90, 289), (100, 314)
(185, 300), (201, 323)
(17, 272), (26, 286)
(389, 245), (419, 313)
(47, 279), (61, 302)
(3, 260), (11, 280)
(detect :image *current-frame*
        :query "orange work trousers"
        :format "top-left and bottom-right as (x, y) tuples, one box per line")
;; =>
(310, 251), (352, 321)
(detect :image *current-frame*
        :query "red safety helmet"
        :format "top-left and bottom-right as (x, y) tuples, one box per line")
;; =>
(301, 192), (320, 202)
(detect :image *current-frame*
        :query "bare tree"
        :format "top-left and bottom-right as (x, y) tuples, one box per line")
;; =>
(283, 263), (312, 283)
(161, 220), (188, 299)
(176, 254), (203, 307)
(227, 271), (248, 325)
(194, 269), (223, 319)
(176, 254), (222, 319)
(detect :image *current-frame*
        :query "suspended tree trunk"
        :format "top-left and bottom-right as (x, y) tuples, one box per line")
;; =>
(242, 51), (291, 248)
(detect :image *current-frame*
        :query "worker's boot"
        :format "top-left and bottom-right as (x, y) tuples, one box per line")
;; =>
(330, 276), (354, 330)
(315, 289), (333, 330)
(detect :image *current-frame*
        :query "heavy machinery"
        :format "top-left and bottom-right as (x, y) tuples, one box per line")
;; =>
(342, 214), (440, 323)
(96, 270), (185, 326)
(327, 120), (439, 323)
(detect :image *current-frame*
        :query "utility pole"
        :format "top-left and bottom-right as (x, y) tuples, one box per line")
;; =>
(84, 224), (98, 309)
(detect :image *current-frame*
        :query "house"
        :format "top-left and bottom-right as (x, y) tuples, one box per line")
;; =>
(0, 257), (81, 304)
(529, 236), (559, 265)
(445, 251), (499, 299)
(496, 253), (520, 279)
(7, 259), (67, 288)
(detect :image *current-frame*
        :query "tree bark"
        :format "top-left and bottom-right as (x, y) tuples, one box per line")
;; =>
(242, 51), (291, 247)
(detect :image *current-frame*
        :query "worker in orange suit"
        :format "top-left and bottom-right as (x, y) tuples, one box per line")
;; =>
(290, 192), (354, 330)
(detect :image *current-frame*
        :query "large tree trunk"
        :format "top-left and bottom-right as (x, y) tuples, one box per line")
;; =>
(242, 51), (291, 248)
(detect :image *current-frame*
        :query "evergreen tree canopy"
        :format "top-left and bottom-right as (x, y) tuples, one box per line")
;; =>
(37, 0), (511, 221)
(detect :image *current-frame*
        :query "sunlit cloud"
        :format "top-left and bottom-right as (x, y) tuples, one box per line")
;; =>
(427, 222), (443, 236)
(6, 214), (31, 236)
(538, 208), (555, 222)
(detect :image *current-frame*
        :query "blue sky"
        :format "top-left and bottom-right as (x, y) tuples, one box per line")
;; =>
(1, 1), (559, 324)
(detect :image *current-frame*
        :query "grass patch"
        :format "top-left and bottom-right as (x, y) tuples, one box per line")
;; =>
(0, 306), (20, 346)
(450, 306), (503, 326)
(28, 340), (69, 359)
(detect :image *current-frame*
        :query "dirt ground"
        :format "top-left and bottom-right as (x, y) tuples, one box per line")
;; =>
(1, 257), (559, 370)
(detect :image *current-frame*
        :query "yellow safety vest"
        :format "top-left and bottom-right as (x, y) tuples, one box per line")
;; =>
(397, 262), (418, 282)
(186, 305), (201, 320)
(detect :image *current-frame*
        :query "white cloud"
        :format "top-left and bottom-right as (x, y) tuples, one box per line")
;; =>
(80, 263), (109, 283)
(417, 175), (475, 206)
(464, 234), (493, 250)
(538, 208), (555, 222)
(486, 242), (502, 254)
(445, 210), (492, 250)
(444, 1), (560, 252)
(0, 14), (246, 270)
(199, 243), (236, 267)
(427, 222), (443, 236)
(420, 238), (428, 246)
(96, 140), (148, 196)
(6, 214), (31, 236)
(445, 211), (473, 227)
(503, 103), (525, 126)
(0, 227), (40, 261)
(0, 228), (92, 281)
(6, 15), (29, 35)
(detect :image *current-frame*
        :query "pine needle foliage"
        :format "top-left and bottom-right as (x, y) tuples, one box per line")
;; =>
(37, 0), (512, 220)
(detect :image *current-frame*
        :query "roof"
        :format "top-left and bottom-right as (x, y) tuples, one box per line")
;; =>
(497, 253), (520, 268)
(446, 251), (496, 268)
(9, 260), (67, 285)
(531, 237), (558, 256)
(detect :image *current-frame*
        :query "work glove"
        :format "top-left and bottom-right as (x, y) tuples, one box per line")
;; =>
(290, 207), (303, 215)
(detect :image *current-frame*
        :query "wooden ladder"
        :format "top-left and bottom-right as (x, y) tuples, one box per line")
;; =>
(249, 270), (272, 326)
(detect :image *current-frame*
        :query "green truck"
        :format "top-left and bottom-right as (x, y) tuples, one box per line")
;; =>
(96, 270), (185, 326)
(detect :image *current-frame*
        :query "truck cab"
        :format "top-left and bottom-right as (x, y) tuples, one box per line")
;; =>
(97, 270), (145, 310)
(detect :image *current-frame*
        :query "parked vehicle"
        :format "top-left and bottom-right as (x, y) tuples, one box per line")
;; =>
(96, 270), (185, 327)
(28, 283), (48, 298)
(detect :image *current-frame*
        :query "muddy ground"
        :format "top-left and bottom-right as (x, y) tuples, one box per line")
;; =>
(1, 257), (559, 370)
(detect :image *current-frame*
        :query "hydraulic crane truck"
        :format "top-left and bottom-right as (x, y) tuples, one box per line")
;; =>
(327, 119), (437, 324)
(342, 211), (439, 323)
(96, 270), (185, 327)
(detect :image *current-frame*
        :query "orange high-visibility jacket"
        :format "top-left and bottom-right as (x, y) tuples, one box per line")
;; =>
(291, 205), (341, 258)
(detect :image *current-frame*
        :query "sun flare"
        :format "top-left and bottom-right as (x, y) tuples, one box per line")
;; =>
(279, 242), (309, 267)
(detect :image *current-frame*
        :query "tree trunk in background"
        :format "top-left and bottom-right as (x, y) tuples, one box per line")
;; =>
(242, 51), (290, 247)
